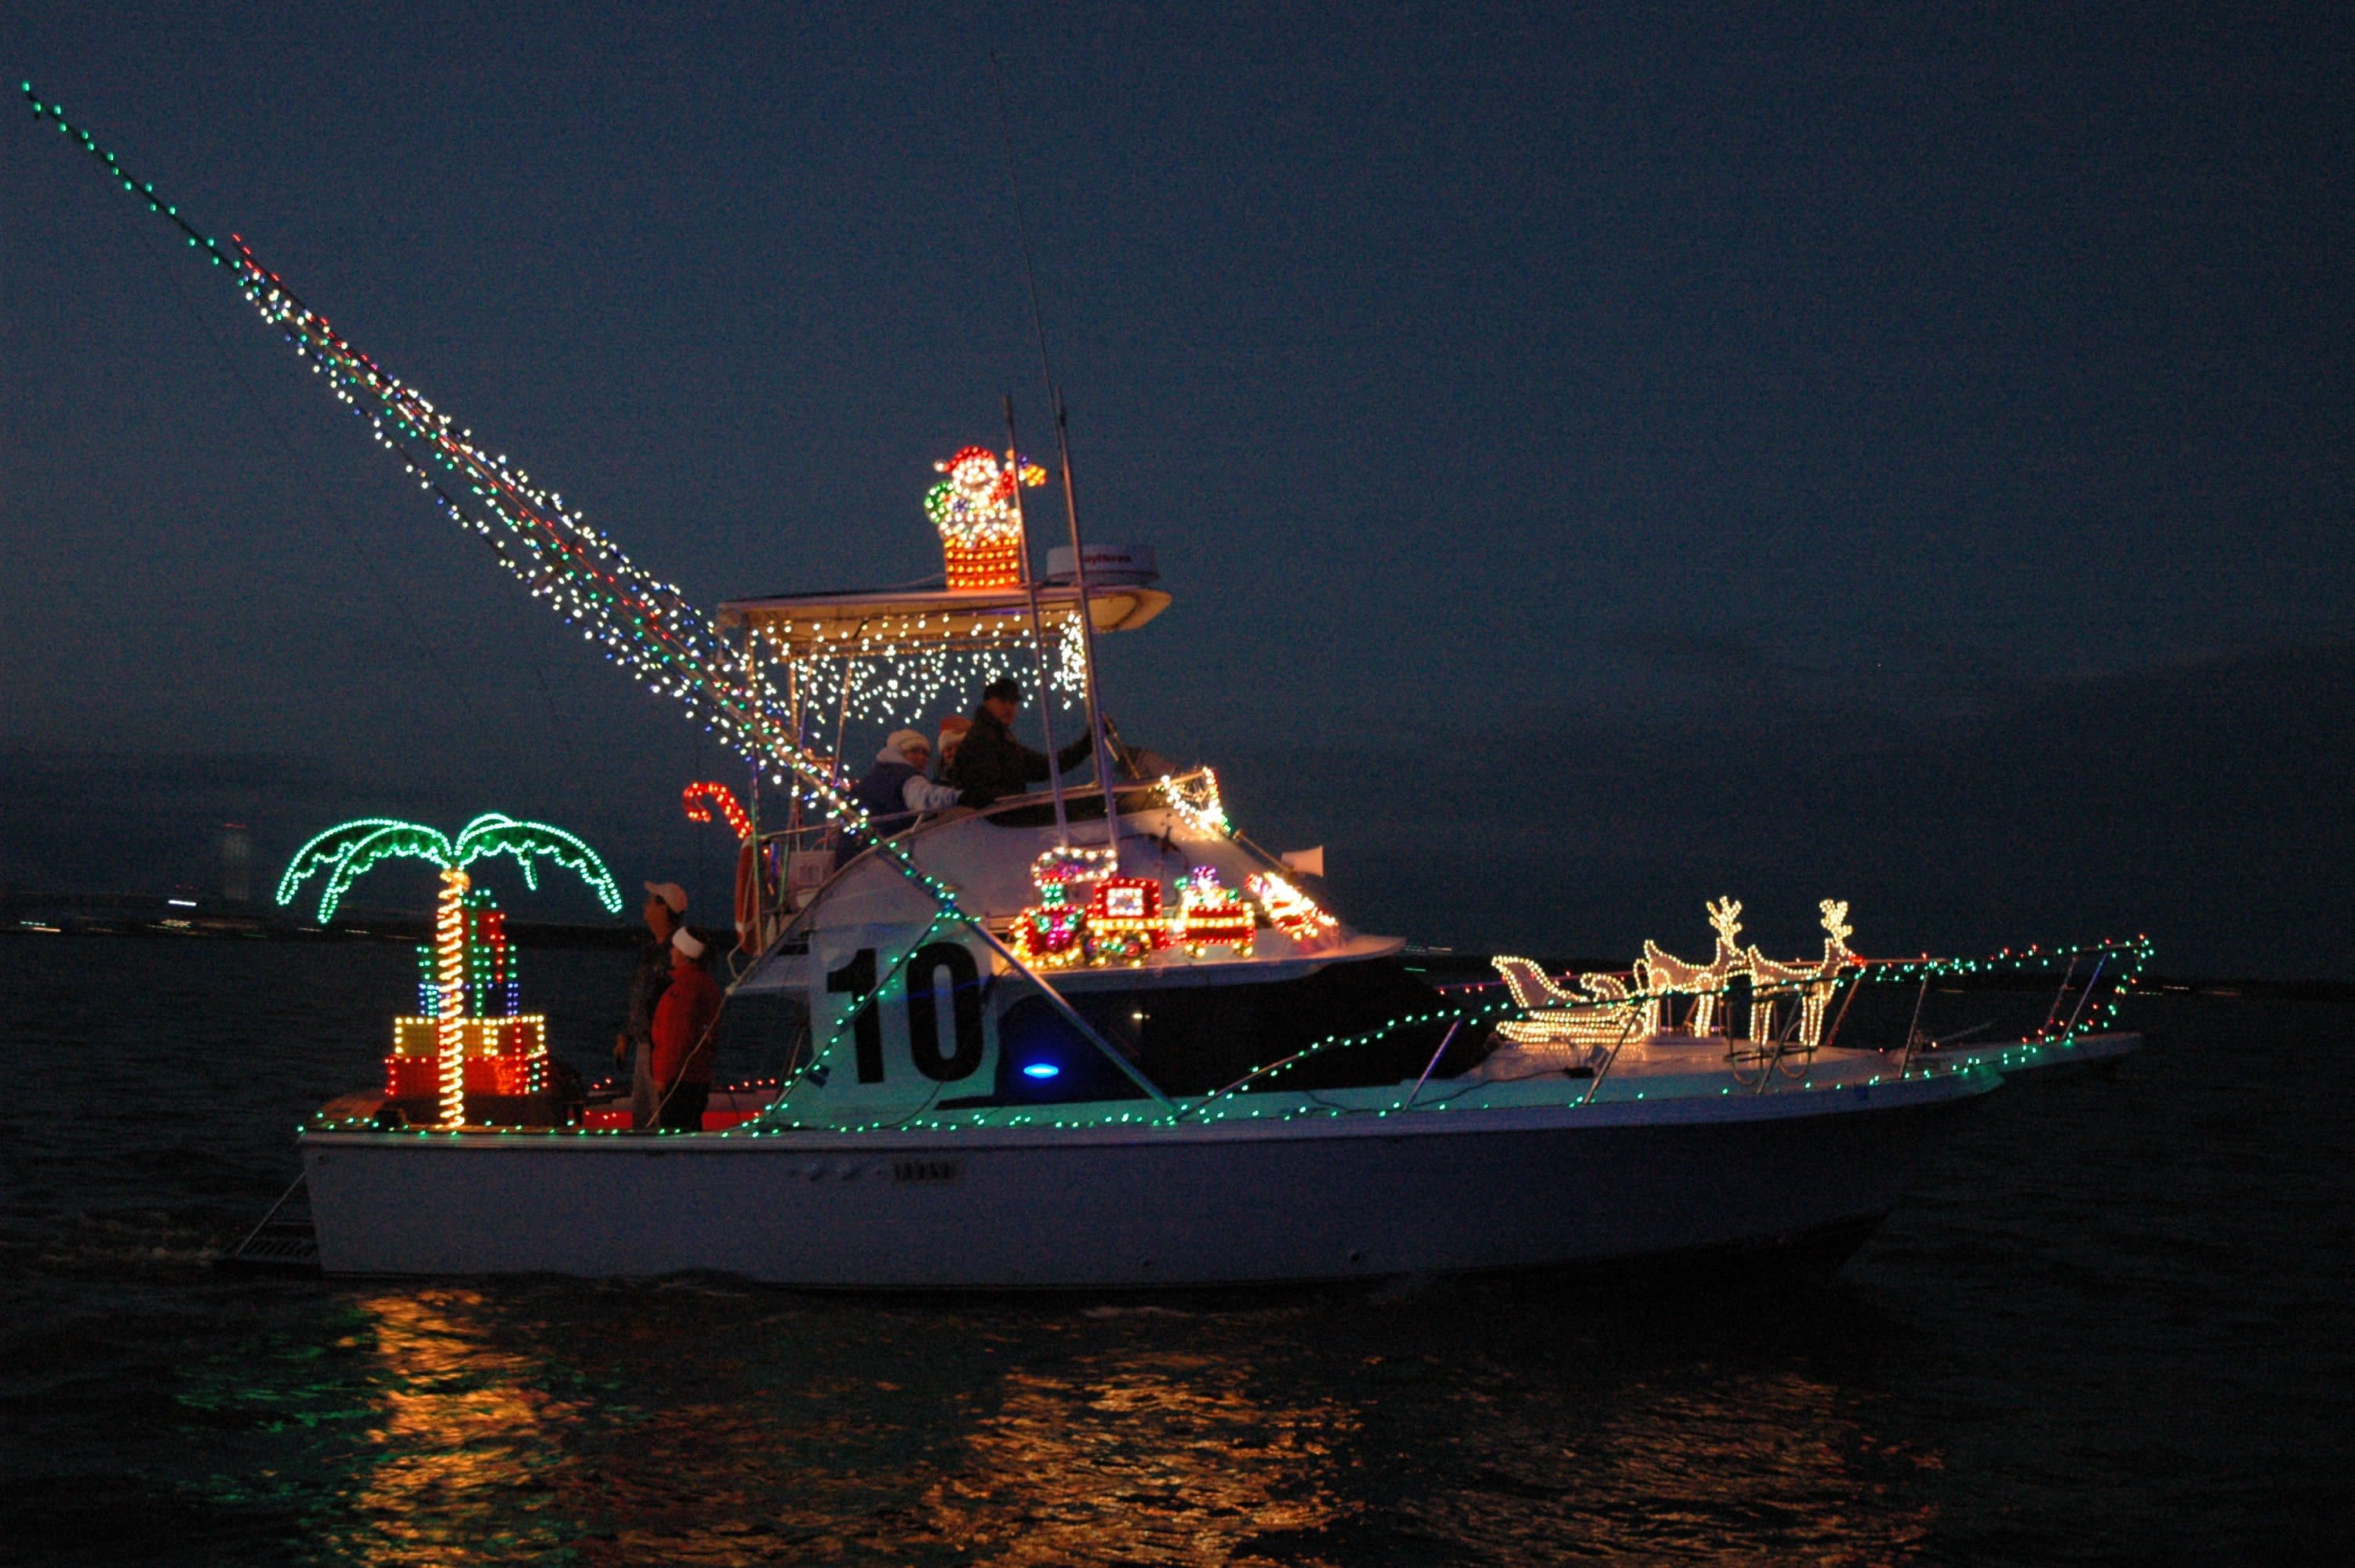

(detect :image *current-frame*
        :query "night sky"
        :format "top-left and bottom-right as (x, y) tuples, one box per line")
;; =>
(4, 5), (2350, 976)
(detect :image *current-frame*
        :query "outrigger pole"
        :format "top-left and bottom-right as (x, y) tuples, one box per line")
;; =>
(22, 82), (1174, 1116)
(1005, 394), (1070, 851)
(1048, 393), (1127, 860)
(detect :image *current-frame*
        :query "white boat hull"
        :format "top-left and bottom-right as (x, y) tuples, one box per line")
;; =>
(300, 1072), (1993, 1287)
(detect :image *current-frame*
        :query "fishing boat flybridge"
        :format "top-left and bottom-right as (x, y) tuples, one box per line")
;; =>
(24, 84), (2149, 1287)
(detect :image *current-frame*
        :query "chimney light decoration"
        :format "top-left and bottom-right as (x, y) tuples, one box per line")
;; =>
(927, 445), (1046, 590)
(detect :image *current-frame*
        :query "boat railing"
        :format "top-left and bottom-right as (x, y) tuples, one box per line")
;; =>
(1725, 985), (1826, 1090)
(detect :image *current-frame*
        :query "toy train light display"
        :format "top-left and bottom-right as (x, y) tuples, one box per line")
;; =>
(1086, 877), (1171, 964)
(1010, 859), (1309, 967)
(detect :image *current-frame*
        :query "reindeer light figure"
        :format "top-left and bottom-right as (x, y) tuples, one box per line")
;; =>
(1638, 897), (1750, 1035)
(1746, 900), (1856, 1052)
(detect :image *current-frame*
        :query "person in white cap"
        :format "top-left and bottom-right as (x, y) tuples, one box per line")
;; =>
(619, 880), (688, 1127)
(846, 729), (961, 837)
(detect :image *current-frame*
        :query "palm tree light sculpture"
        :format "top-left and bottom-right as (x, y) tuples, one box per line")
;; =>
(277, 814), (623, 1127)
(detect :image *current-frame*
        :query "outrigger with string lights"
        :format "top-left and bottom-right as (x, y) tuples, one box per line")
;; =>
(29, 81), (2150, 1287)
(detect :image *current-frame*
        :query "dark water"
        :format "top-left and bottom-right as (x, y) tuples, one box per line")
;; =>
(2, 938), (2350, 1566)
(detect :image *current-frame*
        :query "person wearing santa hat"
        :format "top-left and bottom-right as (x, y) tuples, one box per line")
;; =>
(649, 924), (722, 1131)
(935, 713), (972, 775)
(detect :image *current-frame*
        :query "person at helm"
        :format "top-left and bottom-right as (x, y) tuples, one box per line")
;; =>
(945, 677), (1093, 808)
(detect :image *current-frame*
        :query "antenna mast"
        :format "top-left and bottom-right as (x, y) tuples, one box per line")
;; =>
(1005, 394), (1070, 848)
(991, 54), (1122, 862)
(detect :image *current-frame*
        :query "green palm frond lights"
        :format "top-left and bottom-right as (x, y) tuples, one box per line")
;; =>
(275, 813), (623, 923)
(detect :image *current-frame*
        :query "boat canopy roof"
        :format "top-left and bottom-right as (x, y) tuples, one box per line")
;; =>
(718, 579), (1171, 657)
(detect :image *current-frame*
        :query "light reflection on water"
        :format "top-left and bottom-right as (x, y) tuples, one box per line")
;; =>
(336, 1291), (585, 1565)
(3, 942), (2350, 1564)
(939, 1353), (1355, 1564)
(234, 1280), (1943, 1566)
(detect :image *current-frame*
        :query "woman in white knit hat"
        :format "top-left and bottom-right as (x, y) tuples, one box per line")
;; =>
(846, 729), (961, 837)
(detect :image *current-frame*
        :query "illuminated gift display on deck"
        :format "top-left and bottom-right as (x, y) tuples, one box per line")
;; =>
(927, 445), (1046, 590)
(388, 1018), (549, 1096)
(387, 884), (547, 1098)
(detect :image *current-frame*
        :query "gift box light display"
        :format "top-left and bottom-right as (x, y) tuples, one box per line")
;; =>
(387, 884), (547, 1099)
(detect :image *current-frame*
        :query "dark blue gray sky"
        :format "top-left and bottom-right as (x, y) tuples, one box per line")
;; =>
(5, 5), (2350, 975)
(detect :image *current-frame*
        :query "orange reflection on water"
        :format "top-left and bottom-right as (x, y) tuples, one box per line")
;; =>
(925, 1354), (1356, 1566)
(334, 1289), (584, 1566)
(299, 1289), (1943, 1566)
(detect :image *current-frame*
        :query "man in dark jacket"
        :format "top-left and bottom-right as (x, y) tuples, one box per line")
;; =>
(945, 677), (1094, 808)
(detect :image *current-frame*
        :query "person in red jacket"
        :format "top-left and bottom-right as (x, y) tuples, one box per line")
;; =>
(649, 926), (721, 1131)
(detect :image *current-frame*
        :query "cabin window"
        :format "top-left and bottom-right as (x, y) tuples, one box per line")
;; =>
(1070, 959), (1480, 1096)
(945, 959), (1484, 1108)
(979, 997), (1153, 1105)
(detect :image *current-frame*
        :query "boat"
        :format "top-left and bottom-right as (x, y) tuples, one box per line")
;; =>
(286, 537), (2044, 1287)
(26, 84), (2143, 1288)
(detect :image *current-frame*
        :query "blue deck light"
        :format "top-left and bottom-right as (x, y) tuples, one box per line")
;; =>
(1021, 1063), (1061, 1080)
